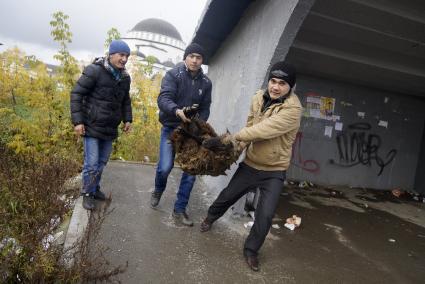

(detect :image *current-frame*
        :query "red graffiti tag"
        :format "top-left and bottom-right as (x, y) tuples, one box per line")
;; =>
(291, 132), (320, 173)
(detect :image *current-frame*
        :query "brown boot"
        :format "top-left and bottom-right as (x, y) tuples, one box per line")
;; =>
(200, 218), (213, 232)
(244, 254), (259, 271)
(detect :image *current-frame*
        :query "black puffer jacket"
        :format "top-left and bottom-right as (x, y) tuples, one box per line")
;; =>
(70, 57), (132, 140)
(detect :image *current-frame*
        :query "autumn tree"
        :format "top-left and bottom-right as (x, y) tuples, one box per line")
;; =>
(50, 11), (79, 90)
(104, 27), (121, 50)
(0, 11), (81, 159)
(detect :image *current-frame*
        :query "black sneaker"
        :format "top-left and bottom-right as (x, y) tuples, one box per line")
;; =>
(150, 191), (163, 209)
(82, 193), (95, 210)
(94, 188), (106, 201)
(172, 211), (194, 227)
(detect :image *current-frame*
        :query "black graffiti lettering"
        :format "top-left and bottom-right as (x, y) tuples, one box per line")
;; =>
(331, 123), (397, 176)
(348, 122), (371, 131)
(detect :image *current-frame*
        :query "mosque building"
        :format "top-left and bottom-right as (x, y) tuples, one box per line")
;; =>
(121, 18), (186, 73)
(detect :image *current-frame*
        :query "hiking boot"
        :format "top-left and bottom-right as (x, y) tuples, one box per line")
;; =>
(82, 193), (95, 210)
(94, 188), (106, 201)
(200, 218), (213, 232)
(172, 211), (194, 227)
(150, 191), (163, 208)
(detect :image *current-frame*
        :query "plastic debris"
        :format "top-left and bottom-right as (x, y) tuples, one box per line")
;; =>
(272, 224), (280, 229)
(284, 223), (296, 230)
(244, 221), (254, 228)
(298, 181), (308, 188)
(388, 238), (396, 243)
(0, 237), (22, 254)
(391, 188), (402, 198)
(42, 234), (55, 250)
(390, 188), (425, 203)
(412, 195), (425, 203)
(49, 216), (61, 230)
(284, 215), (302, 231)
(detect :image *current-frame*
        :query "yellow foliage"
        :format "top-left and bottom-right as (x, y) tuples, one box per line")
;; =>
(0, 47), (81, 161)
(1, 47), (163, 164)
(112, 57), (162, 162)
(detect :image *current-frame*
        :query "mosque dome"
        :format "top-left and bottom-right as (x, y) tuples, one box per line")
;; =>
(131, 18), (183, 41)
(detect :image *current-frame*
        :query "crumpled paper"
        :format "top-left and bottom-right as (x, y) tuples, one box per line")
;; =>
(284, 215), (302, 231)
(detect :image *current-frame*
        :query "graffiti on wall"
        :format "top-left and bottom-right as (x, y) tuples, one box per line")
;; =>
(329, 122), (397, 176)
(291, 132), (320, 173)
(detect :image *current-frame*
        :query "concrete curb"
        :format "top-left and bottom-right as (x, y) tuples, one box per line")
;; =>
(63, 196), (90, 267)
(110, 159), (181, 168)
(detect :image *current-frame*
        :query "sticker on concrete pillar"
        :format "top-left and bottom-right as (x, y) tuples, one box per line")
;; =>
(384, 97), (389, 103)
(303, 92), (336, 120)
(357, 112), (365, 119)
(378, 120), (388, 128)
(341, 101), (353, 107)
(304, 94), (321, 118)
(321, 97), (335, 120)
(325, 126), (333, 137)
(335, 122), (343, 131)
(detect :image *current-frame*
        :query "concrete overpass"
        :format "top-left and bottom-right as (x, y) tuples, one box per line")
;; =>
(191, 0), (425, 193)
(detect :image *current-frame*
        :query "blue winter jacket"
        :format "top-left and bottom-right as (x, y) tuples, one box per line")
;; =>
(157, 62), (212, 127)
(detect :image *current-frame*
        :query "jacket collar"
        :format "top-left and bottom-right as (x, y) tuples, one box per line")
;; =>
(261, 90), (289, 112)
(93, 57), (129, 80)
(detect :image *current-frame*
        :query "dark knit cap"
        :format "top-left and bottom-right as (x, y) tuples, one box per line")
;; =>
(268, 61), (296, 88)
(109, 40), (130, 55)
(183, 43), (205, 60)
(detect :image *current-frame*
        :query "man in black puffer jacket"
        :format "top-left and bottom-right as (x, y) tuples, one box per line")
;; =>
(71, 39), (132, 210)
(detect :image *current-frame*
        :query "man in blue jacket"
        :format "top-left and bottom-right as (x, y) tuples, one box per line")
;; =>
(151, 43), (212, 226)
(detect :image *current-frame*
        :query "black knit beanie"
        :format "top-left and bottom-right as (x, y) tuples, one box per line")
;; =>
(268, 61), (296, 88)
(183, 43), (205, 60)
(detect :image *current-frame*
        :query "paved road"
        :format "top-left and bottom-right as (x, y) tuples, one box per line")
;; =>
(94, 161), (425, 283)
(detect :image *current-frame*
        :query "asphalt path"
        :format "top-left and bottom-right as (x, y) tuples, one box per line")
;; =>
(93, 161), (425, 283)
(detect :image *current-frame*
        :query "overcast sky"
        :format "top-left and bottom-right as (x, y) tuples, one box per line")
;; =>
(0, 0), (208, 64)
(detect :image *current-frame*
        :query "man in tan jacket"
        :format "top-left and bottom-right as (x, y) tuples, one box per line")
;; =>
(200, 61), (302, 271)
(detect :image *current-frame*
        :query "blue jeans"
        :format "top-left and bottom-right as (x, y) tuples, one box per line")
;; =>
(82, 136), (113, 194)
(154, 126), (196, 213)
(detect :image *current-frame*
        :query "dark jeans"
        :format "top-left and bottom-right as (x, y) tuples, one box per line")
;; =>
(154, 126), (196, 213)
(207, 162), (285, 256)
(82, 136), (113, 194)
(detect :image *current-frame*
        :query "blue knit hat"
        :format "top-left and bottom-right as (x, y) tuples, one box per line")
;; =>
(109, 40), (130, 55)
